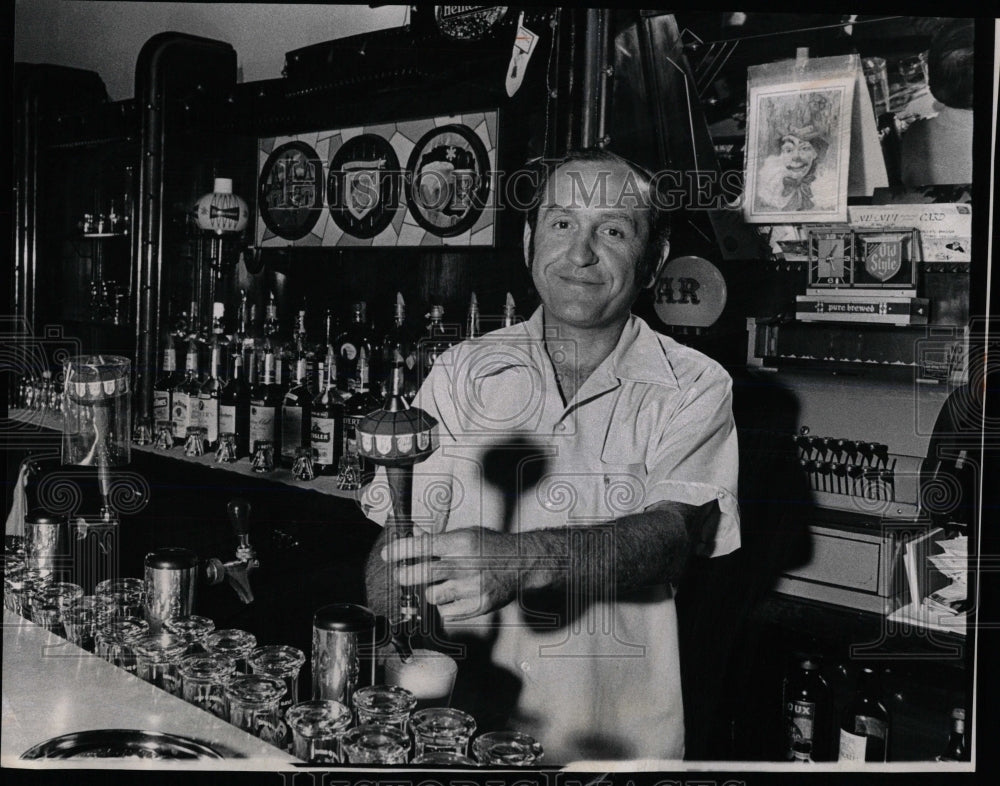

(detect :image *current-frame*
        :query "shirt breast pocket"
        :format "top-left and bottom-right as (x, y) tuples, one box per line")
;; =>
(598, 444), (648, 518)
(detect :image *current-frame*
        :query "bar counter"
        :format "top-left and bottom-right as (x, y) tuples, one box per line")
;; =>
(2, 610), (298, 768)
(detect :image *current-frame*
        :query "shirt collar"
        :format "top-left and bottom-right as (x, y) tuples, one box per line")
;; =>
(472, 306), (679, 390)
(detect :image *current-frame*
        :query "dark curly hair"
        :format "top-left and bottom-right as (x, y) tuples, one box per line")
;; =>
(928, 19), (975, 110)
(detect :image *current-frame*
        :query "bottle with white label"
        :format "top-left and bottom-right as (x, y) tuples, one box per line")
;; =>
(838, 667), (890, 762)
(249, 336), (281, 458)
(153, 330), (180, 425)
(220, 349), (251, 458)
(311, 354), (343, 476)
(280, 352), (311, 467)
(783, 657), (831, 761)
(172, 338), (201, 443)
(199, 330), (225, 448)
(334, 301), (374, 394)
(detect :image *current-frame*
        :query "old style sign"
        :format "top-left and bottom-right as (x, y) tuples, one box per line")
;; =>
(861, 235), (903, 282)
(653, 256), (727, 329)
(327, 134), (400, 239)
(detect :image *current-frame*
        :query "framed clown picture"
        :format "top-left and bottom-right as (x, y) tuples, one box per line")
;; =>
(743, 75), (855, 224)
(255, 110), (497, 248)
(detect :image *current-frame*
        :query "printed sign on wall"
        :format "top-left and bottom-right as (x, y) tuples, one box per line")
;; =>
(256, 110), (497, 248)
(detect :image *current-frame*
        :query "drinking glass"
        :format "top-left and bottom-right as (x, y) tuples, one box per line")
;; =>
(285, 700), (353, 764)
(132, 414), (153, 445)
(292, 447), (316, 481)
(6, 568), (49, 619)
(63, 595), (102, 652)
(353, 684), (417, 733)
(224, 674), (287, 747)
(216, 432), (239, 463)
(95, 617), (150, 673)
(472, 730), (544, 766)
(164, 614), (216, 654)
(248, 645), (307, 751)
(410, 708), (476, 759)
(251, 439), (275, 473)
(96, 577), (146, 620)
(177, 652), (236, 717)
(341, 724), (410, 764)
(132, 631), (189, 692)
(204, 628), (258, 673)
(183, 426), (207, 457)
(30, 581), (84, 637)
(154, 420), (175, 450)
(384, 648), (458, 709)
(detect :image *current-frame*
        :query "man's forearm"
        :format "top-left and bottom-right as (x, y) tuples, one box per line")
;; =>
(364, 527), (393, 618)
(519, 499), (715, 595)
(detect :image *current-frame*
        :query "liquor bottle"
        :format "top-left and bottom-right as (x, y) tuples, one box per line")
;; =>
(838, 667), (890, 762)
(935, 708), (968, 762)
(209, 301), (228, 383)
(311, 353), (344, 476)
(198, 318), (226, 448)
(419, 305), (455, 383)
(465, 291), (480, 339)
(244, 303), (260, 374)
(380, 292), (418, 400)
(280, 345), (312, 467)
(172, 337), (202, 443)
(219, 348), (251, 457)
(335, 301), (375, 394)
(262, 291), (280, 340)
(341, 347), (381, 481)
(503, 292), (517, 328)
(153, 329), (180, 425)
(293, 299), (318, 392)
(783, 657), (831, 761)
(249, 334), (282, 459)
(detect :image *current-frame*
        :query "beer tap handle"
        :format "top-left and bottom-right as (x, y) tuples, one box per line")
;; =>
(227, 498), (251, 536)
(227, 498), (255, 562)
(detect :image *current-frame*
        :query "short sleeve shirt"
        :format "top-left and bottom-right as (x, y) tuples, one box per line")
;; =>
(363, 307), (740, 763)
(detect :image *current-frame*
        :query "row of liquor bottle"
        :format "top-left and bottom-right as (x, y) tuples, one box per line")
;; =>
(782, 657), (969, 763)
(150, 290), (518, 481)
(162, 289), (516, 401)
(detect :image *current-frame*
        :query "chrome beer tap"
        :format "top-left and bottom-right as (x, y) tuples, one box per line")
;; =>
(204, 498), (260, 604)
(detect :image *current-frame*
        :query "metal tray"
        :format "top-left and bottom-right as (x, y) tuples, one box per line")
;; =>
(21, 729), (224, 760)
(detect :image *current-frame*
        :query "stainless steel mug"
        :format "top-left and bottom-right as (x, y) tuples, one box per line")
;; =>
(24, 511), (65, 580)
(144, 547), (198, 633)
(311, 603), (375, 708)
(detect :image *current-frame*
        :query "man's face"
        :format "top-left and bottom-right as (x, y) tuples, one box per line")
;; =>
(527, 159), (654, 332)
(778, 135), (819, 181)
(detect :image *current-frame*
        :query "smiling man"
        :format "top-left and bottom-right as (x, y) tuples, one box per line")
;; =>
(364, 149), (740, 763)
(754, 124), (834, 213)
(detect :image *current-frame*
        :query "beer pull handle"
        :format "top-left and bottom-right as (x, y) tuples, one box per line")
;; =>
(204, 498), (259, 604)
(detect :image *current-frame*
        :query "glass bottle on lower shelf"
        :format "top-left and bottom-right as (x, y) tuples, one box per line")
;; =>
(311, 357), (343, 477)
(838, 667), (890, 762)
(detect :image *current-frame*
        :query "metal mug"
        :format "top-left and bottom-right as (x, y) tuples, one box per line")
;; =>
(144, 547), (198, 633)
(24, 511), (65, 580)
(311, 603), (375, 708)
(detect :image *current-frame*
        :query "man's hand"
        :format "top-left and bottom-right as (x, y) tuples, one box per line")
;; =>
(381, 529), (527, 621)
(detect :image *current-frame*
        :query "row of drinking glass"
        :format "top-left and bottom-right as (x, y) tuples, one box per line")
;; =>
(2, 561), (541, 766)
(145, 421), (340, 482)
(281, 688), (543, 766)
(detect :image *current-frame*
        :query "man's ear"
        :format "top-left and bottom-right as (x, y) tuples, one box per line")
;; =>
(523, 222), (533, 269)
(643, 241), (670, 289)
